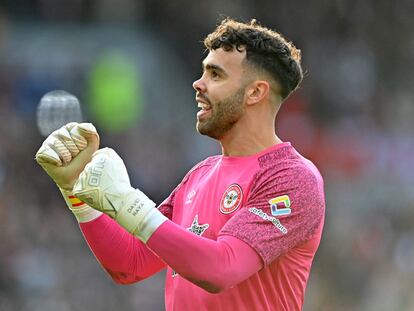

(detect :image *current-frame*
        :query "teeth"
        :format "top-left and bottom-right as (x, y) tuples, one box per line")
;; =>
(197, 102), (210, 110)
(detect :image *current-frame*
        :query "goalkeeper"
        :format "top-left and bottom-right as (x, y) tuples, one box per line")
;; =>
(36, 18), (325, 311)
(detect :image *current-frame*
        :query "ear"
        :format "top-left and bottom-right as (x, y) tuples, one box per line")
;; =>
(245, 80), (270, 106)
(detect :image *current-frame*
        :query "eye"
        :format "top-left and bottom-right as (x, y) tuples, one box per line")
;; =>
(211, 70), (220, 79)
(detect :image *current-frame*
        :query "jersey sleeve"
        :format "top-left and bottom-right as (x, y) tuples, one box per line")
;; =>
(157, 158), (216, 220)
(157, 186), (178, 220)
(80, 214), (166, 284)
(219, 163), (325, 266)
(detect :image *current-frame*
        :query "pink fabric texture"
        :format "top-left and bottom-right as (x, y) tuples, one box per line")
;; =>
(158, 142), (325, 310)
(80, 214), (261, 288)
(146, 220), (263, 290)
(79, 142), (325, 311)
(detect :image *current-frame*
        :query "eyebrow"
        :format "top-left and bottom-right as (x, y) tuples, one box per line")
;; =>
(202, 63), (227, 76)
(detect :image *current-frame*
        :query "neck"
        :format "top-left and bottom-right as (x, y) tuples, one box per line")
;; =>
(219, 115), (282, 157)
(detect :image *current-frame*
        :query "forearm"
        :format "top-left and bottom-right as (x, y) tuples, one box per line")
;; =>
(146, 220), (263, 293)
(80, 214), (166, 284)
(70, 149), (262, 291)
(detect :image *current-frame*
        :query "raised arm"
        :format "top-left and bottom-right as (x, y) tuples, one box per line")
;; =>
(146, 220), (262, 293)
(79, 214), (166, 284)
(73, 148), (264, 292)
(35, 123), (165, 284)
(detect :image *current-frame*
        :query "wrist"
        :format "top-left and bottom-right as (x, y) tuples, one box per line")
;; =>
(115, 188), (168, 243)
(60, 188), (103, 223)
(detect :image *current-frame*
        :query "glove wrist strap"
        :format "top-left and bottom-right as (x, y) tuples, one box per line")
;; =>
(115, 189), (168, 243)
(60, 188), (103, 223)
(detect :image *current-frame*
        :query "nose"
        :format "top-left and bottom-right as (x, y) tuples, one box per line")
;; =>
(192, 76), (206, 93)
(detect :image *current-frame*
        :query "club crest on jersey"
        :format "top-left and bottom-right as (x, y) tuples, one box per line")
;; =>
(220, 183), (243, 214)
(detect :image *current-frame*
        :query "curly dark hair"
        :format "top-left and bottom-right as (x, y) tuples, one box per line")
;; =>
(204, 18), (303, 100)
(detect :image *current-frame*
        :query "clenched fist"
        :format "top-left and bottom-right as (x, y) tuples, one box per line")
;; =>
(35, 122), (100, 190)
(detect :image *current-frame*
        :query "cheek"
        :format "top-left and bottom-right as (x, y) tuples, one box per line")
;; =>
(208, 84), (237, 104)
(205, 88), (219, 105)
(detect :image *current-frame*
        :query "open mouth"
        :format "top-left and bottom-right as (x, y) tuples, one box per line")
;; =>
(197, 101), (212, 120)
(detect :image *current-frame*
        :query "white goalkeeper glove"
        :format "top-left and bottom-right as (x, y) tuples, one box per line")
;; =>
(73, 148), (167, 243)
(35, 122), (102, 222)
(35, 122), (100, 190)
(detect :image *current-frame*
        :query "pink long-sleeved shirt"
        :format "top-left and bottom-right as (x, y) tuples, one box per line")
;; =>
(80, 142), (325, 310)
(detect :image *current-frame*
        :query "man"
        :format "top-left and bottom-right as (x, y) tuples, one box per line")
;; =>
(36, 18), (325, 311)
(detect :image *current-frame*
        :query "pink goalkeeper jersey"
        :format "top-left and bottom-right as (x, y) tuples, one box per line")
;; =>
(158, 142), (325, 311)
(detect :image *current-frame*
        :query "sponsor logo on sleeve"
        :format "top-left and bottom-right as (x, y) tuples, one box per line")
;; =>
(248, 207), (288, 234)
(269, 195), (291, 217)
(220, 183), (243, 214)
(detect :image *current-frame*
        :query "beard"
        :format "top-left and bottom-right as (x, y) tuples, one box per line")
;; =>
(196, 87), (245, 140)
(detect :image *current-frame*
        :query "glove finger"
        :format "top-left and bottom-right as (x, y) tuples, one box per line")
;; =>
(52, 139), (72, 165)
(38, 126), (73, 165)
(64, 122), (79, 132)
(42, 133), (72, 165)
(35, 144), (62, 167)
(55, 126), (80, 157)
(69, 125), (88, 150)
(66, 123), (100, 175)
(69, 123), (98, 151)
(78, 123), (98, 139)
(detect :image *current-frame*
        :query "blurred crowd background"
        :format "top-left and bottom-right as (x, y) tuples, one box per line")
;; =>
(0, 0), (413, 310)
